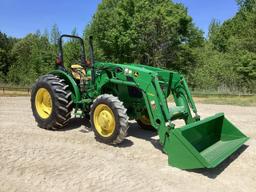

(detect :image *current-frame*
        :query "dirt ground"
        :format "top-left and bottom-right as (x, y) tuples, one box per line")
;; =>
(0, 97), (255, 192)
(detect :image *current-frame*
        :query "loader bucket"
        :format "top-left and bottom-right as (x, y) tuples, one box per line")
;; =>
(164, 113), (249, 169)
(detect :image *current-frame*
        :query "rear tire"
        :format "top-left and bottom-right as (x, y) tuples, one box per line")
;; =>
(31, 74), (73, 130)
(90, 94), (129, 144)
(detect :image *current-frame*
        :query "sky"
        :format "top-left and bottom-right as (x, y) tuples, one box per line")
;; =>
(0, 0), (239, 38)
(174, 0), (239, 35)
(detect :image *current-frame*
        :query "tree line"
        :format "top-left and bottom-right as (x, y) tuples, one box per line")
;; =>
(0, 0), (255, 93)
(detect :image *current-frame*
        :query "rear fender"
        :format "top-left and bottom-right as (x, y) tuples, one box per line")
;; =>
(49, 70), (81, 102)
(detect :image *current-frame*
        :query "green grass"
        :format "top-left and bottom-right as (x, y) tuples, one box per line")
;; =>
(1, 87), (256, 106)
(193, 95), (256, 106)
(168, 93), (256, 106)
(0, 90), (30, 97)
(0, 85), (31, 97)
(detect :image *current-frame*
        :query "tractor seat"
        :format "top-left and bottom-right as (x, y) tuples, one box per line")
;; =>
(71, 64), (87, 80)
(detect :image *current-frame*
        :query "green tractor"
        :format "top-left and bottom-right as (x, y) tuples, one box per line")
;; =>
(31, 35), (249, 169)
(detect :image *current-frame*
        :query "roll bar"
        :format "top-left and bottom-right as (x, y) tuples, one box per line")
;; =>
(57, 34), (87, 67)
(57, 34), (95, 84)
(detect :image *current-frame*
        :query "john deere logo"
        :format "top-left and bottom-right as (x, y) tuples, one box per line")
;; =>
(134, 72), (139, 77)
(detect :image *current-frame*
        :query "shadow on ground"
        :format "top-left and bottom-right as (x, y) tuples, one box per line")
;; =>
(115, 139), (134, 148)
(57, 117), (92, 132)
(186, 145), (249, 179)
(128, 122), (163, 152)
(60, 117), (135, 148)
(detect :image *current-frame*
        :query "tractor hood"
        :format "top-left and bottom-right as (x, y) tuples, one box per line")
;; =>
(94, 62), (177, 75)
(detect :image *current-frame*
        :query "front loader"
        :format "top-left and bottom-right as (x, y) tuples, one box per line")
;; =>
(31, 35), (249, 169)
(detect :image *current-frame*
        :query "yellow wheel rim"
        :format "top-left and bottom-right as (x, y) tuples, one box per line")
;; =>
(35, 88), (52, 119)
(93, 104), (116, 137)
(140, 115), (151, 126)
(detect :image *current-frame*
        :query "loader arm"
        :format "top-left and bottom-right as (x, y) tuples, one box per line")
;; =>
(171, 74), (200, 124)
(101, 65), (199, 145)
(138, 72), (200, 146)
(140, 72), (248, 169)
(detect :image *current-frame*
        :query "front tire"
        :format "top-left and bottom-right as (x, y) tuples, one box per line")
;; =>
(90, 94), (129, 144)
(31, 74), (73, 130)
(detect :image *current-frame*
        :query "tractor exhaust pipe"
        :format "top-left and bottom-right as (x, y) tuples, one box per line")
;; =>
(89, 36), (95, 84)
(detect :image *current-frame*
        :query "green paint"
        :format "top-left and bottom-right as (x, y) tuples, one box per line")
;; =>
(50, 62), (249, 169)
(166, 113), (249, 169)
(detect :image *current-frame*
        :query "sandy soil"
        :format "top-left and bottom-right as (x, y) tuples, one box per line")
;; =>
(0, 97), (255, 192)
